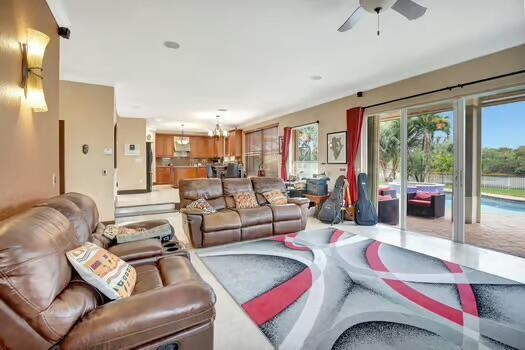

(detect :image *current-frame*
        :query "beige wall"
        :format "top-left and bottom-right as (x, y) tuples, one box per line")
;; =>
(0, 0), (60, 219)
(60, 81), (116, 221)
(117, 117), (147, 191)
(242, 44), (525, 184)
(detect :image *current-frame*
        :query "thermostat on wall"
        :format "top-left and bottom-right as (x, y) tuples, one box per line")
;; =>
(125, 144), (140, 156)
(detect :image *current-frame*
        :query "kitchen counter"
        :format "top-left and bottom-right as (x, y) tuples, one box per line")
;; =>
(171, 166), (208, 188)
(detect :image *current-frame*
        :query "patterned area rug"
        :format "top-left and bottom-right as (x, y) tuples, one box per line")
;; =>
(197, 228), (525, 350)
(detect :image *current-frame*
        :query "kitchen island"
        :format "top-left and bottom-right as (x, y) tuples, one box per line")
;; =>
(171, 166), (208, 188)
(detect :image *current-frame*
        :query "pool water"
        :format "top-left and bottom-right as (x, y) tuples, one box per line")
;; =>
(444, 194), (525, 215)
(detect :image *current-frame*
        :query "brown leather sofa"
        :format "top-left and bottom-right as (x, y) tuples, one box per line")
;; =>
(37, 193), (185, 262)
(180, 177), (309, 248)
(0, 206), (216, 350)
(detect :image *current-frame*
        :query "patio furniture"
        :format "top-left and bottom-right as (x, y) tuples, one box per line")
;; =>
(378, 193), (399, 225)
(407, 192), (445, 218)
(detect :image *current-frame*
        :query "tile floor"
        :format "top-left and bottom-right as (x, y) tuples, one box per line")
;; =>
(116, 186), (525, 350)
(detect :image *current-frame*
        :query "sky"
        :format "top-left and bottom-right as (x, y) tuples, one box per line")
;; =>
(482, 101), (525, 149)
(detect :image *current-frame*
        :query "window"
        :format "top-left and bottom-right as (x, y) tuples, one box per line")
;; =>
(291, 123), (319, 179)
(245, 126), (279, 176)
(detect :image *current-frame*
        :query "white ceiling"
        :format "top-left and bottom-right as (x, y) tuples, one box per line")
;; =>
(59, 0), (525, 132)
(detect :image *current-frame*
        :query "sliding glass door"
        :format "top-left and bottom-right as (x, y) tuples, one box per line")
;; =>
(463, 91), (525, 257)
(368, 88), (525, 257)
(404, 102), (457, 240)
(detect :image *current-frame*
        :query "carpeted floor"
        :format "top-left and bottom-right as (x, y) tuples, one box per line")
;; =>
(197, 228), (525, 350)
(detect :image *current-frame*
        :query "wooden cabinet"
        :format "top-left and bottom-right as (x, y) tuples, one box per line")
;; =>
(190, 136), (213, 158)
(227, 130), (243, 157)
(171, 167), (208, 188)
(156, 167), (172, 184)
(155, 134), (174, 157)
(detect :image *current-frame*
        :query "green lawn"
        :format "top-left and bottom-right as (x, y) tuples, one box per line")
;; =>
(444, 185), (525, 198)
(480, 187), (525, 198)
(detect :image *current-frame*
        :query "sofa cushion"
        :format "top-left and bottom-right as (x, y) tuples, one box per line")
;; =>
(233, 191), (259, 209)
(108, 239), (164, 262)
(202, 210), (241, 232)
(237, 206), (273, 227)
(269, 203), (301, 221)
(36, 196), (91, 245)
(187, 198), (217, 213)
(223, 178), (253, 196)
(263, 190), (288, 205)
(408, 199), (432, 207)
(61, 192), (100, 233)
(251, 177), (286, 195)
(179, 178), (223, 206)
(378, 195), (393, 201)
(133, 256), (203, 295)
(66, 242), (137, 300)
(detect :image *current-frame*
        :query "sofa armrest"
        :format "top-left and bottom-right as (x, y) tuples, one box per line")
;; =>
(181, 212), (204, 248)
(287, 197), (309, 230)
(62, 281), (216, 350)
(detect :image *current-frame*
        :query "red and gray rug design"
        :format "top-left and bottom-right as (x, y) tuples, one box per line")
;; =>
(198, 228), (525, 350)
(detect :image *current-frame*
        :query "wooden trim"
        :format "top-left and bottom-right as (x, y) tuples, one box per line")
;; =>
(101, 220), (115, 225)
(59, 120), (65, 194)
(117, 189), (148, 195)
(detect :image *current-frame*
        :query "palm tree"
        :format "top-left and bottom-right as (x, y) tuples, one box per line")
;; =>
(407, 114), (450, 182)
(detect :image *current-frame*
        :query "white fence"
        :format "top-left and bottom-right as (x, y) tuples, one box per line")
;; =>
(428, 174), (525, 190)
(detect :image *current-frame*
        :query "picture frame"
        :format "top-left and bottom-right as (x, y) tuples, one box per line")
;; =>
(327, 131), (347, 164)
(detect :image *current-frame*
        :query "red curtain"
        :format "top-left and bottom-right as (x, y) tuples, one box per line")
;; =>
(346, 107), (365, 205)
(280, 127), (292, 180)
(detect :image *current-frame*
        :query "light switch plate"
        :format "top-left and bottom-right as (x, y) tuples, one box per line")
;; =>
(103, 148), (113, 155)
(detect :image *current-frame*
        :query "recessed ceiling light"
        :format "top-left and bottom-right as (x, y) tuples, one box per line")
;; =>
(311, 75), (323, 81)
(163, 41), (180, 50)
(217, 108), (228, 112)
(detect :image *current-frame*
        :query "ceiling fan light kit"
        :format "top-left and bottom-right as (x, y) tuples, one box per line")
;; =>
(338, 0), (427, 35)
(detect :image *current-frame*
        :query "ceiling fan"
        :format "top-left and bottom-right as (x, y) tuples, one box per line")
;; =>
(338, 0), (427, 35)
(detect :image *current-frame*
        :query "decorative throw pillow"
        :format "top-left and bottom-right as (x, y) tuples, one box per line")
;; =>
(263, 190), (288, 205)
(233, 191), (259, 209)
(66, 242), (136, 300)
(102, 224), (119, 240)
(187, 198), (217, 213)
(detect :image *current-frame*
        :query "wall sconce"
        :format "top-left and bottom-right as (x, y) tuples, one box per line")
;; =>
(21, 29), (50, 112)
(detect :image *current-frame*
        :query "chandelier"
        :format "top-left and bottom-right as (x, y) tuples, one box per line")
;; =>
(208, 115), (228, 139)
(176, 124), (190, 145)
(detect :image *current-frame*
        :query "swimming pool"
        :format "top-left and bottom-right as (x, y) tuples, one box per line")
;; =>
(444, 194), (525, 214)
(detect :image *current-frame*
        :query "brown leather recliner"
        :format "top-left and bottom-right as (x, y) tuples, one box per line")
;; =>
(0, 207), (216, 350)
(180, 177), (309, 248)
(37, 193), (185, 262)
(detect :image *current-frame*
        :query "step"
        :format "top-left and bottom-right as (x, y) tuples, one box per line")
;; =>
(115, 202), (179, 218)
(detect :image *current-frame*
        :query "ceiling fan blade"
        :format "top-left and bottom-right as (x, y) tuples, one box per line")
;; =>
(338, 6), (365, 32)
(392, 0), (427, 20)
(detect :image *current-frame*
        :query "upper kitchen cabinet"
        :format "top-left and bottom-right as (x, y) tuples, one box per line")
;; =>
(227, 129), (243, 158)
(155, 134), (174, 157)
(190, 136), (211, 158)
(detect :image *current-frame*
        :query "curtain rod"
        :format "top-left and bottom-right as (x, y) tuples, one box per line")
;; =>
(289, 120), (319, 129)
(364, 69), (525, 110)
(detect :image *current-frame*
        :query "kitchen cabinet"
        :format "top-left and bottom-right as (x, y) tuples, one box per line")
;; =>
(227, 130), (243, 158)
(171, 167), (208, 188)
(156, 166), (172, 184)
(155, 134), (174, 157)
(190, 136), (212, 158)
